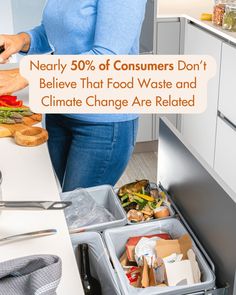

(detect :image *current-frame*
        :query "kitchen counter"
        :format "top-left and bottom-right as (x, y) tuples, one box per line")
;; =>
(157, 1), (236, 44)
(0, 86), (84, 294)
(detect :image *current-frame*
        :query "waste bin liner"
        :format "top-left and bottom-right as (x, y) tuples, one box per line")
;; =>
(62, 185), (127, 233)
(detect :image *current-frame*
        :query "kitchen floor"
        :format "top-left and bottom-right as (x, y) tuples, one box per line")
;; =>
(116, 152), (157, 187)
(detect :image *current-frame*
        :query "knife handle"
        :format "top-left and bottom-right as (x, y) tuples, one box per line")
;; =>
(0, 201), (71, 210)
(47, 201), (72, 210)
(0, 45), (5, 54)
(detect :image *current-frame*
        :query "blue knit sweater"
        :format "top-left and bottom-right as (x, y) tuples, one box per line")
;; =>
(27, 0), (147, 122)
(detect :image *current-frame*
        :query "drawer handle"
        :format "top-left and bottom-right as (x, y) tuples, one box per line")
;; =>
(218, 111), (236, 131)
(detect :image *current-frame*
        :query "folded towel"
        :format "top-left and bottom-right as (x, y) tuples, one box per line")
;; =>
(0, 255), (62, 295)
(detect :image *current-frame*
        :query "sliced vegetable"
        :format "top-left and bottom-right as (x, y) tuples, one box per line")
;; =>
(0, 117), (15, 124)
(122, 201), (132, 208)
(0, 107), (29, 112)
(0, 107), (34, 125)
(133, 195), (145, 203)
(141, 186), (145, 195)
(156, 199), (163, 208)
(0, 95), (23, 108)
(148, 201), (157, 209)
(121, 194), (129, 202)
(137, 201), (148, 210)
(21, 110), (34, 117)
(132, 192), (155, 202)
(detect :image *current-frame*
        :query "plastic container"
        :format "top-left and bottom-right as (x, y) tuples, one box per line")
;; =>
(103, 218), (215, 295)
(223, 4), (236, 31)
(71, 232), (121, 295)
(63, 185), (127, 233)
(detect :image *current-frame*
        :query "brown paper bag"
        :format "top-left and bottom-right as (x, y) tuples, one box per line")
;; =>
(149, 266), (156, 286)
(119, 251), (129, 267)
(141, 257), (149, 288)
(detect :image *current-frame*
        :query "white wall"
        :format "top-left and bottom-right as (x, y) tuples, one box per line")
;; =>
(157, 0), (214, 18)
(0, 0), (46, 35)
(11, 0), (46, 33)
(0, 0), (14, 34)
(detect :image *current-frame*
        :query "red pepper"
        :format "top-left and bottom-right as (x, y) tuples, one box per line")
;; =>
(0, 101), (9, 106)
(0, 95), (17, 102)
(0, 95), (23, 107)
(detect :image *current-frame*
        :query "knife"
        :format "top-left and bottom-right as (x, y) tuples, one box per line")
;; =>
(0, 229), (57, 244)
(0, 201), (71, 210)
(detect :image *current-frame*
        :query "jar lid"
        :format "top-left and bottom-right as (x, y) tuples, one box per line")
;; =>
(226, 3), (236, 9)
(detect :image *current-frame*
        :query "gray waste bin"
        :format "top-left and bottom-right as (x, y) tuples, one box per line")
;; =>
(71, 231), (121, 295)
(103, 218), (215, 295)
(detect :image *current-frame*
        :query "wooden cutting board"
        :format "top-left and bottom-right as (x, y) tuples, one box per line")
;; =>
(0, 114), (48, 146)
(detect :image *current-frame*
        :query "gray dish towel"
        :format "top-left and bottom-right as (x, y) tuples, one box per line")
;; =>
(0, 255), (62, 295)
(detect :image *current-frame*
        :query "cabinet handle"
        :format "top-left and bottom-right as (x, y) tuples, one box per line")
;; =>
(218, 111), (236, 131)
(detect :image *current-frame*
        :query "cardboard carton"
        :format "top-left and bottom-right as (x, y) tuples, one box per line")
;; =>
(164, 260), (195, 286)
(156, 234), (192, 260)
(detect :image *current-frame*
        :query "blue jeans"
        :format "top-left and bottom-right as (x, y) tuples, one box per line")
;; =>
(46, 115), (138, 192)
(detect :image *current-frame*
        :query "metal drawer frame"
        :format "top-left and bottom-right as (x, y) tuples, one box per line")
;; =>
(159, 183), (230, 295)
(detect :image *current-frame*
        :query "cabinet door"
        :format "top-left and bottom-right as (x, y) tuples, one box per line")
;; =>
(214, 117), (236, 193)
(218, 43), (236, 126)
(136, 115), (154, 142)
(181, 23), (222, 166)
(156, 21), (180, 54)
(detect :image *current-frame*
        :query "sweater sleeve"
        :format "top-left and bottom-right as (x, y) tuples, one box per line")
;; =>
(23, 23), (53, 55)
(80, 0), (147, 55)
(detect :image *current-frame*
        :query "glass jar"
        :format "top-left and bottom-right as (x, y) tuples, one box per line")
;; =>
(223, 4), (236, 31)
(213, 0), (228, 26)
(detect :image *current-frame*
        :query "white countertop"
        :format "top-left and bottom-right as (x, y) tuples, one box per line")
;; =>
(157, 0), (236, 45)
(0, 87), (84, 294)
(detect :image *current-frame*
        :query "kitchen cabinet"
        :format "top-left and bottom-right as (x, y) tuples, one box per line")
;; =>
(218, 43), (236, 126)
(136, 115), (155, 142)
(156, 19), (181, 54)
(214, 116), (236, 193)
(181, 23), (222, 167)
(155, 18), (181, 136)
(137, 0), (157, 143)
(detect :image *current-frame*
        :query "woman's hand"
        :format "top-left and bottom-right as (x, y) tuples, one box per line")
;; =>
(0, 69), (28, 95)
(0, 33), (31, 64)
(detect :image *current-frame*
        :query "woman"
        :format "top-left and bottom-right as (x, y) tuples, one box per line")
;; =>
(0, 0), (147, 191)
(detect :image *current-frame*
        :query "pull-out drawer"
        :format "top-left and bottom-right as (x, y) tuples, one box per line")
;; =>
(214, 115), (236, 193)
(218, 43), (236, 126)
